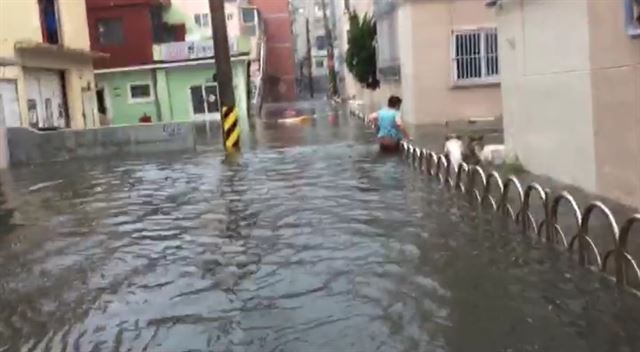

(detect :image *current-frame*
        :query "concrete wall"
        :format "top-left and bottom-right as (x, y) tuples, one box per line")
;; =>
(97, 69), (158, 125)
(496, 0), (597, 192)
(0, 0), (42, 58)
(496, 0), (640, 209)
(397, 2), (415, 124)
(587, 0), (640, 209)
(0, 127), (8, 169)
(7, 122), (196, 166)
(59, 0), (92, 49)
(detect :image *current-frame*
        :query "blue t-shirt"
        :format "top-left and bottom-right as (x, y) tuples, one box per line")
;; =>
(377, 108), (402, 140)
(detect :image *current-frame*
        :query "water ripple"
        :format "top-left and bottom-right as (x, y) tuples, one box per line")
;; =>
(0, 124), (640, 351)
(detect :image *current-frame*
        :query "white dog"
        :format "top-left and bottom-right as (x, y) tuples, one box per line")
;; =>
(444, 133), (506, 169)
(443, 134), (464, 171)
(480, 144), (506, 164)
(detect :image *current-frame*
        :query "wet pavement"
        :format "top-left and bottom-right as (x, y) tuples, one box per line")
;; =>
(1, 101), (640, 351)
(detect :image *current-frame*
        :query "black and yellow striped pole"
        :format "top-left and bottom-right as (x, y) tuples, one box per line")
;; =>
(209, 0), (240, 152)
(222, 105), (240, 150)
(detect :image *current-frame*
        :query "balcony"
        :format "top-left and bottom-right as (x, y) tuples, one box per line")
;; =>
(152, 36), (251, 62)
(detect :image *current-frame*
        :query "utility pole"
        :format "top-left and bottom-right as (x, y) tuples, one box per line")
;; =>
(209, 0), (239, 151)
(305, 17), (314, 98)
(320, 0), (338, 98)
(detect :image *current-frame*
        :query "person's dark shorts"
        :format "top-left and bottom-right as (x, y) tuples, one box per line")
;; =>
(378, 137), (401, 153)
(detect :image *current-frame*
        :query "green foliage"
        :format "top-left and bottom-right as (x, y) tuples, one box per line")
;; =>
(346, 11), (379, 90)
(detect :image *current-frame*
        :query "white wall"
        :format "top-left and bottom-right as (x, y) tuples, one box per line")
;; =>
(397, 2), (415, 124)
(497, 0), (597, 191)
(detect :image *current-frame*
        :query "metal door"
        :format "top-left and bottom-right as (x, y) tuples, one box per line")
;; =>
(24, 69), (67, 129)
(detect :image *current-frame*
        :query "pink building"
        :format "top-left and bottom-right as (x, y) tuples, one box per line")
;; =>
(250, 0), (296, 102)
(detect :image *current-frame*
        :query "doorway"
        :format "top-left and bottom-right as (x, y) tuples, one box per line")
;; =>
(96, 86), (110, 126)
(24, 69), (68, 130)
(189, 83), (220, 120)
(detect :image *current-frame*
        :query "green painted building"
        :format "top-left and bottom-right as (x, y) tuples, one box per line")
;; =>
(95, 57), (250, 126)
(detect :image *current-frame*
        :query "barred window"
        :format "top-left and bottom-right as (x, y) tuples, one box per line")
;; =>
(376, 9), (400, 79)
(452, 28), (499, 83)
(624, 0), (640, 37)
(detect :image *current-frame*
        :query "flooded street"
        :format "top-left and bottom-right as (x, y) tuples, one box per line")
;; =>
(1, 102), (640, 351)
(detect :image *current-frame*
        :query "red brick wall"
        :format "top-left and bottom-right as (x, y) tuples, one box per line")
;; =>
(250, 0), (297, 101)
(86, 0), (155, 69)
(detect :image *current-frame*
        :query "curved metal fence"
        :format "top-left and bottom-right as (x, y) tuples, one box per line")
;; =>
(397, 140), (640, 292)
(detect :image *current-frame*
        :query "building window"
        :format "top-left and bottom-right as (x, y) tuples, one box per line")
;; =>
(194, 13), (210, 28)
(315, 58), (325, 68)
(376, 9), (400, 79)
(625, 0), (640, 38)
(190, 84), (220, 117)
(128, 82), (153, 103)
(97, 18), (124, 46)
(39, 0), (61, 44)
(241, 8), (257, 36)
(226, 13), (233, 21)
(241, 8), (256, 24)
(452, 28), (499, 84)
(315, 35), (327, 51)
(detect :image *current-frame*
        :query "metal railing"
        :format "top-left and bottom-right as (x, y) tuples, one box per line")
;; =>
(347, 106), (640, 293)
(398, 140), (640, 292)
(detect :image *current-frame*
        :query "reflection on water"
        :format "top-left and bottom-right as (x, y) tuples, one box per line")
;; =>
(0, 103), (639, 351)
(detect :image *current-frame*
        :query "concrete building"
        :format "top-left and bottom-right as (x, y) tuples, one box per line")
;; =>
(292, 0), (343, 95)
(342, 0), (502, 125)
(163, 0), (257, 43)
(93, 59), (250, 125)
(165, 0), (265, 109)
(86, 0), (253, 125)
(490, 0), (640, 209)
(250, 0), (297, 101)
(0, 0), (101, 130)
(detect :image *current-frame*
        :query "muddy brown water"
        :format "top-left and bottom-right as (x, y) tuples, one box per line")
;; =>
(1, 102), (639, 351)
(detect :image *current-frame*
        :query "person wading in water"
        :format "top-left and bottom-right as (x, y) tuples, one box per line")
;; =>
(367, 95), (410, 152)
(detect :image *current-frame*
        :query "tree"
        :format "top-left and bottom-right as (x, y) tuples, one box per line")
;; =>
(345, 11), (379, 90)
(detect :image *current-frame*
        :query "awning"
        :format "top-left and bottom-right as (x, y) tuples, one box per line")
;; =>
(14, 40), (108, 59)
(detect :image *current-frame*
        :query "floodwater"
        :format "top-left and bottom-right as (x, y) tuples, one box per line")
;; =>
(1, 102), (640, 352)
